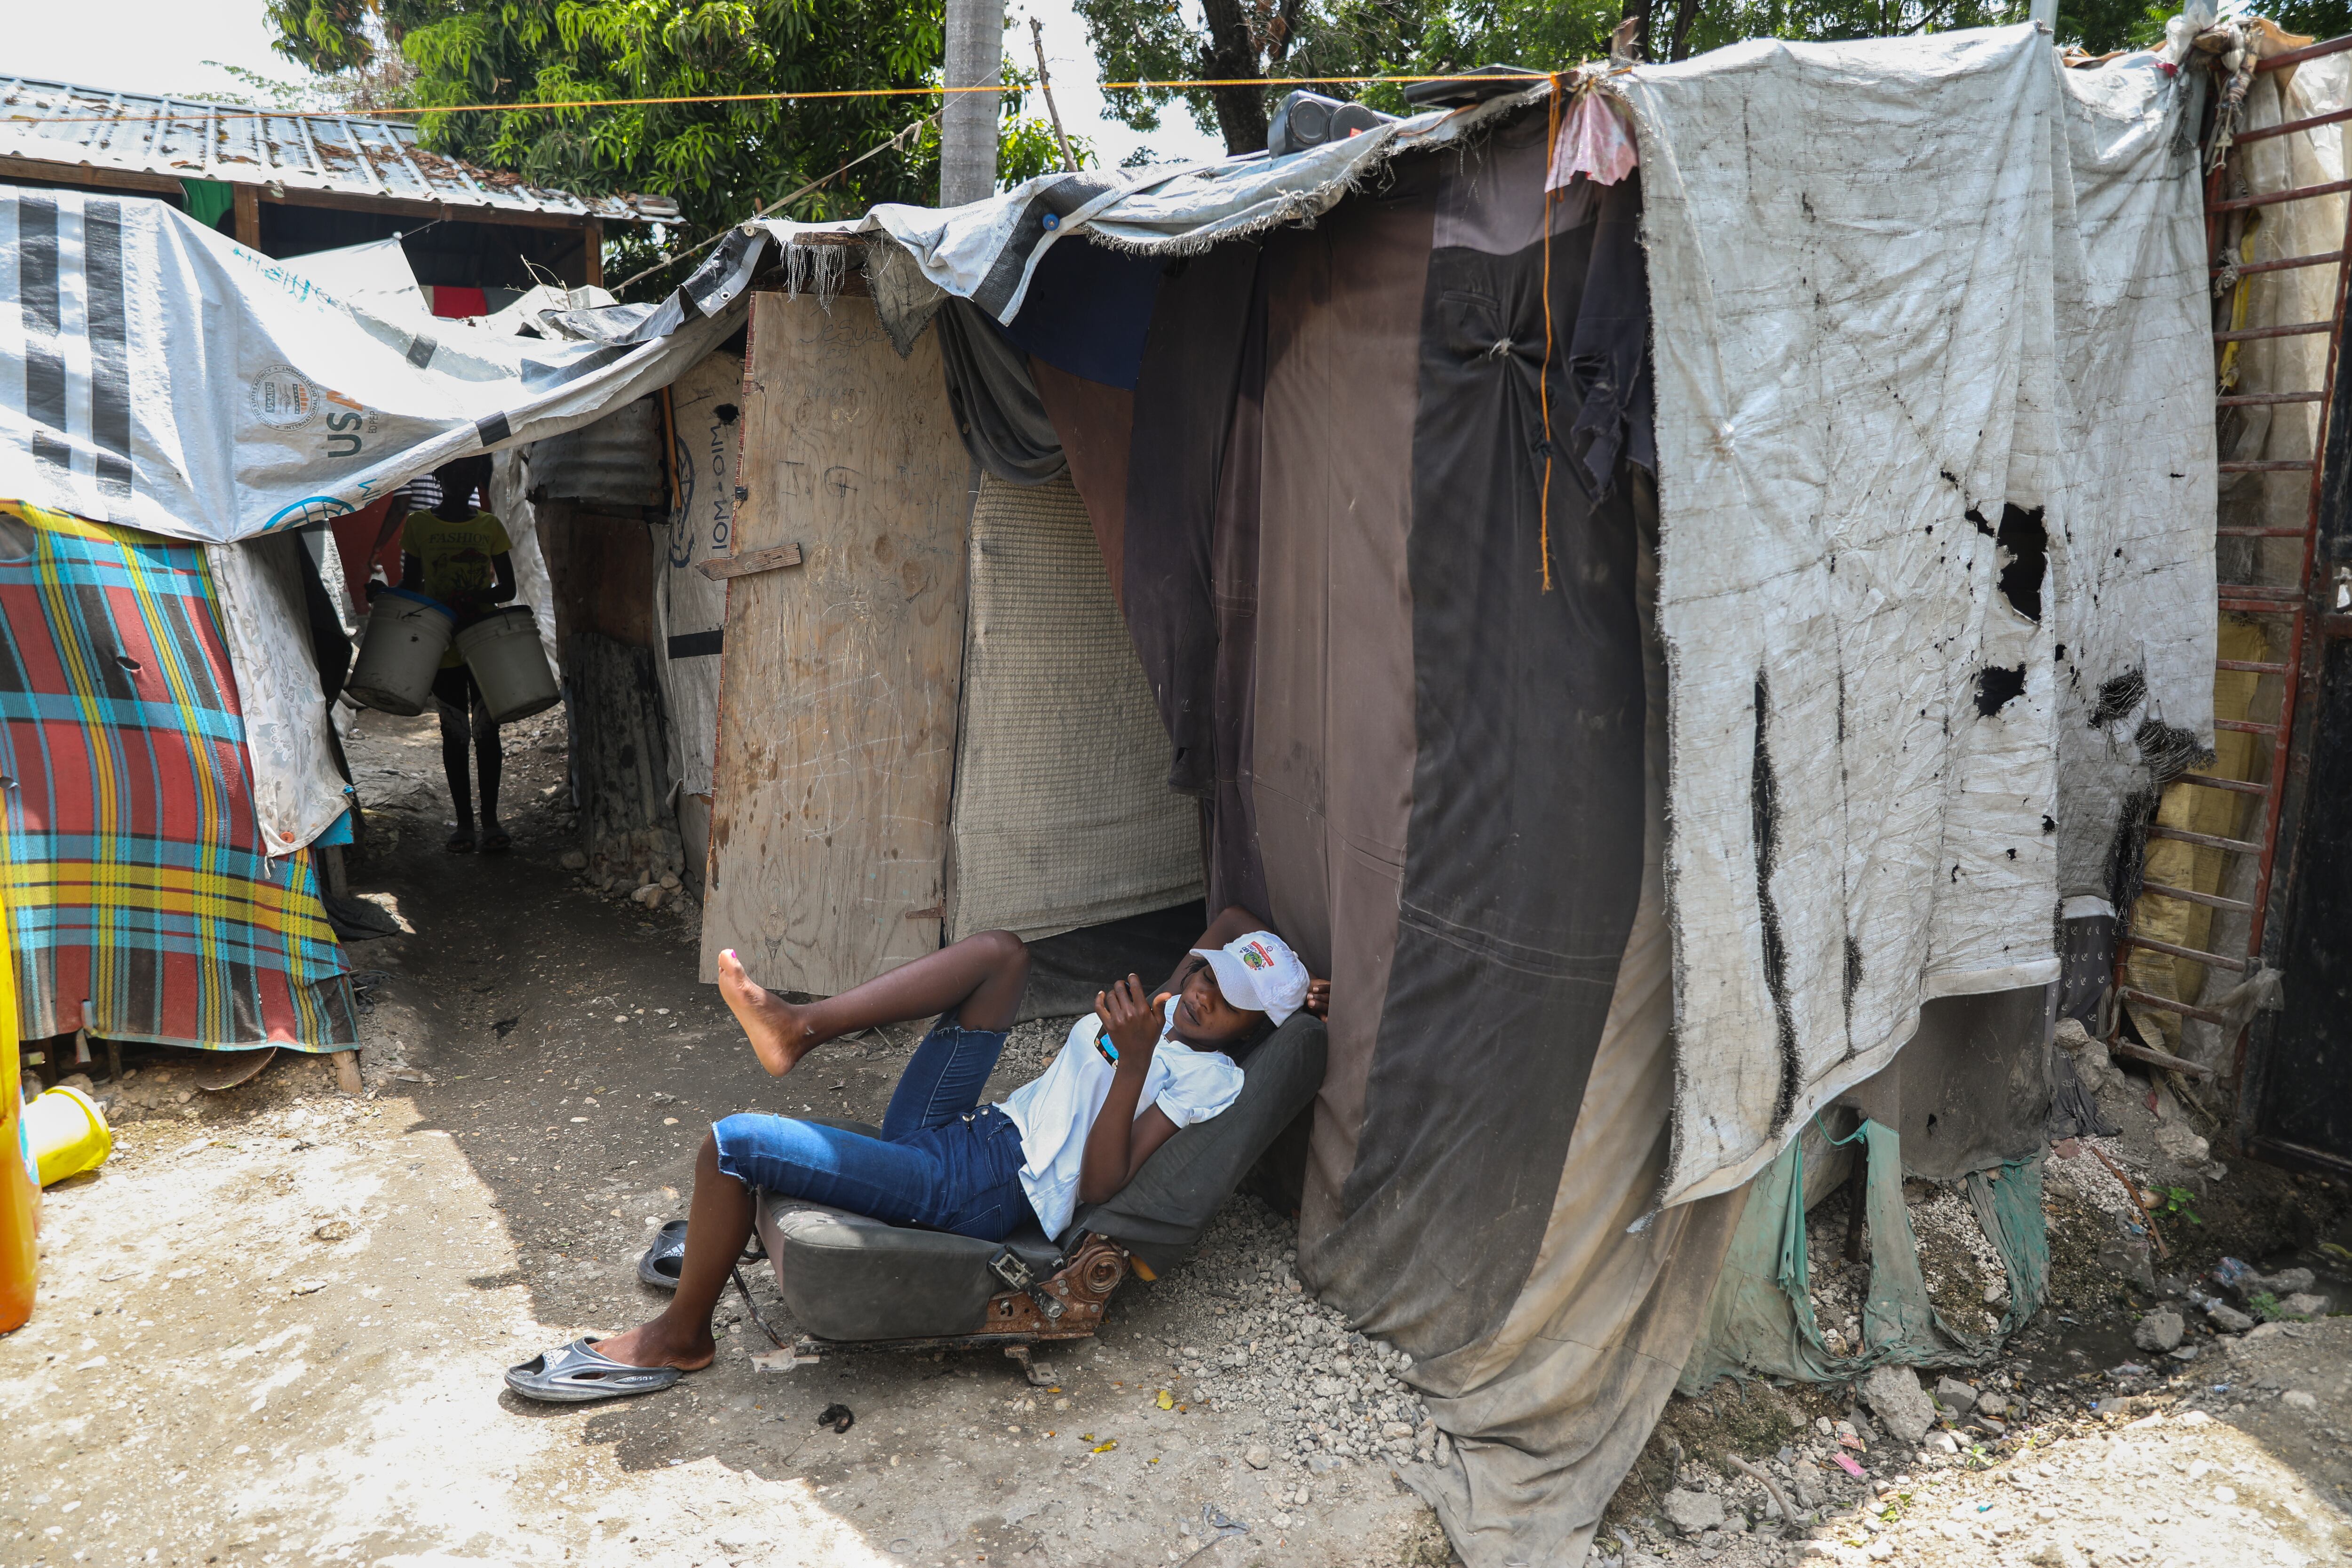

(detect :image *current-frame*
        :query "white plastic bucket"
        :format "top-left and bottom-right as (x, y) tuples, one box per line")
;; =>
(346, 589), (454, 716)
(457, 606), (561, 723)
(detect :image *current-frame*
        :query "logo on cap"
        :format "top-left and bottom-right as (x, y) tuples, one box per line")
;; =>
(1240, 941), (1272, 970)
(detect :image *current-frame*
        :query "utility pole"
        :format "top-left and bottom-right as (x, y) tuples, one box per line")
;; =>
(941, 0), (1001, 205)
(1031, 17), (1080, 173)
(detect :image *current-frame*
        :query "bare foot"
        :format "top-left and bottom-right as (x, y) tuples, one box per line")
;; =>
(717, 948), (817, 1075)
(594, 1317), (715, 1373)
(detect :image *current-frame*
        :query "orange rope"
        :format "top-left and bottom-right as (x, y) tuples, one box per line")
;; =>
(1539, 74), (1561, 593)
(12, 74), (1557, 126)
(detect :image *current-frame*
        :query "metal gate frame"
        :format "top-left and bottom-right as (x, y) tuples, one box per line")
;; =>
(2111, 32), (2352, 1178)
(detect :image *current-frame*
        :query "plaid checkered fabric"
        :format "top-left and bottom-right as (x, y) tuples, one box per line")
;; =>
(0, 501), (355, 1051)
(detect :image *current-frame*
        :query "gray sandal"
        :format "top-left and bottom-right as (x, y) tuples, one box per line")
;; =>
(504, 1338), (684, 1403)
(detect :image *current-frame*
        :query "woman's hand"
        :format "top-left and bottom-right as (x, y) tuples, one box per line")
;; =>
(1095, 974), (1161, 1066)
(1305, 979), (1330, 1019)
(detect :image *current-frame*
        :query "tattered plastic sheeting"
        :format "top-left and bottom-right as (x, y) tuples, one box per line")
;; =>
(205, 532), (350, 857)
(652, 351), (743, 800)
(722, 88), (1534, 334)
(486, 449), (563, 680)
(1622, 27), (2215, 1208)
(279, 237), (432, 318)
(0, 185), (739, 545)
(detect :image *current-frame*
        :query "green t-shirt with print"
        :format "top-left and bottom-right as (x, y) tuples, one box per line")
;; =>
(401, 508), (511, 667)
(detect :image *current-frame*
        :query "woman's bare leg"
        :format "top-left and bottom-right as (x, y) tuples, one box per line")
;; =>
(716, 929), (1030, 1076)
(594, 1132), (748, 1370)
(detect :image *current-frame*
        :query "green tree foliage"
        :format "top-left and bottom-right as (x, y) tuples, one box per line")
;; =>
(1079, 0), (2220, 155)
(268, 0), (1082, 297)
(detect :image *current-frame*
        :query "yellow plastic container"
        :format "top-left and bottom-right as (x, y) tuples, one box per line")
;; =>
(24, 1086), (110, 1187)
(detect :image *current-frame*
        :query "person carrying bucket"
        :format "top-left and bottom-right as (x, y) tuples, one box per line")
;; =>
(378, 455), (517, 854)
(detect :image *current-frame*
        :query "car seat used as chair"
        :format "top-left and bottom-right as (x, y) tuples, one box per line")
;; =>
(748, 1013), (1326, 1372)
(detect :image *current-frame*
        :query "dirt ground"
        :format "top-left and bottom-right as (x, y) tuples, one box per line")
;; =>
(6, 704), (2351, 1568)
(0, 706), (1438, 1568)
(1589, 1012), (2352, 1568)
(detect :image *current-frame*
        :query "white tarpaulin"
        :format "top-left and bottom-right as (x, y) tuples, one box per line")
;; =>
(205, 530), (351, 856)
(1623, 27), (2215, 1207)
(653, 351), (742, 800)
(0, 185), (739, 544)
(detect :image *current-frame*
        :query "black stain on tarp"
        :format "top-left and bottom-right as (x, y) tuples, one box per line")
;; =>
(1752, 672), (1803, 1133)
(1975, 665), (2028, 716)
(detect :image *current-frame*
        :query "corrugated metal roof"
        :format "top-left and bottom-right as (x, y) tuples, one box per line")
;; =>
(0, 74), (679, 223)
(529, 397), (666, 509)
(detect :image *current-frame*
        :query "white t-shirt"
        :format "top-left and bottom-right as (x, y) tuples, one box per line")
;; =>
(998, 997), (1245, 1239)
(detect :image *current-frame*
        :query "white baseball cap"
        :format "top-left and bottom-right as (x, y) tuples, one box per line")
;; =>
(1190, 931), (1311, 1025)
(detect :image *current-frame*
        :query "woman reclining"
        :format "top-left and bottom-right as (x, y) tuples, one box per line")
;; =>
(507, 907), (1316, 1402)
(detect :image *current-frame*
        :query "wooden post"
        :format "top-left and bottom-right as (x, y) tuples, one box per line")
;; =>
(581, 218), (604, 289)
(232, 184), (262, 250)
(659, 386), (682, 513)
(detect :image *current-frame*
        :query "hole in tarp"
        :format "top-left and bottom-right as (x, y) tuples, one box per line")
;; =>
(1994, 505), (2047, 621)
(2088, 669), (2146, 729)
(1975, 665), (2027, 716)
(1966, 504), (2047, 620)
(714, 404), (740, 424)
(116, 655), (142, 674)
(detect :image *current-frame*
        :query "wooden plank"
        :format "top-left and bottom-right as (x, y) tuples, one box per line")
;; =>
(695, 542), (803, 581)
(2107, 1035), (2216, 1081)
(699, 292), (974, 994)
(0, 155), (183, 194)
(233, 184), (262, 248)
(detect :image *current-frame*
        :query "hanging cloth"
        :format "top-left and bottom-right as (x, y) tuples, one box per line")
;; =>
(1677, 1120), (2050, 1393)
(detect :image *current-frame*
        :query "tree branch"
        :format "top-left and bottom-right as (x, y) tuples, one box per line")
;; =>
(1669, 0), (1703, 61)
(1198, 0), (1272, 153)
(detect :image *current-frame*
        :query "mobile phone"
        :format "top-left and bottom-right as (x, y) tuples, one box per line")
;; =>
(1094, 1029), (1118, 1066)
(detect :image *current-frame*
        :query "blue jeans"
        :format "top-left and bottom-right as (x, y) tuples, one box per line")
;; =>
(710, 1014), (1037, 1242)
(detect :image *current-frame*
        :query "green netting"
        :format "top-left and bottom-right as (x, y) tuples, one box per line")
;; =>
(1677, 1120), (2048, 1393)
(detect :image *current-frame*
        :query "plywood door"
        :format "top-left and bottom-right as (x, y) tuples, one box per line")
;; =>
(699, 292), (974, 994)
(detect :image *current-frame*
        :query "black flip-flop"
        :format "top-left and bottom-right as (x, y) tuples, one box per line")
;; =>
(638, 1219), (689, 1290)
(444, 828), (477, 854)
(481, 825), (512, 854)
(637, 1222), (769, 1292)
